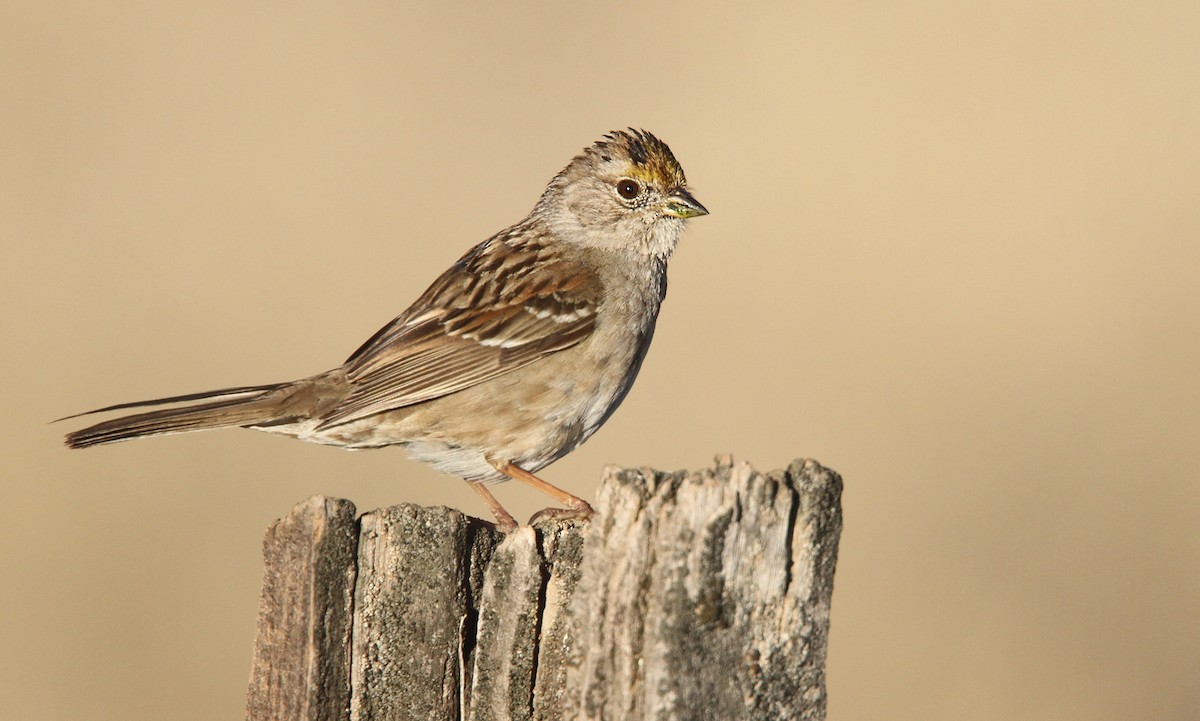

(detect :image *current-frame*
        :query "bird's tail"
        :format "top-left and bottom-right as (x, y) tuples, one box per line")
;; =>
(61, 384), (288, 449)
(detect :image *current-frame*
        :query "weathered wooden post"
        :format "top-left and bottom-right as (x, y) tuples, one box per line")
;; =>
(245, 457), (843, 721)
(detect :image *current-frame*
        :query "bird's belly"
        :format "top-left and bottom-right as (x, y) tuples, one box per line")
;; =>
(386, 339), (645, 480)
(266, 322), (654, 483)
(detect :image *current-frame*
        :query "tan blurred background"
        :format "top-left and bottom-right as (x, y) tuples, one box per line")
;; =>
(4, 2), (1198, 719)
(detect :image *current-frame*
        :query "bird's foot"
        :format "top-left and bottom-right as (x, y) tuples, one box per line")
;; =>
(529, 500), (595, 526)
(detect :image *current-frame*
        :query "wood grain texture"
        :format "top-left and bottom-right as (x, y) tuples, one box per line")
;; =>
(350, 505), (499, 721)
(562, 457), (842, 721)
(245, 457), (842, 721)
(245, 496), (358, 721)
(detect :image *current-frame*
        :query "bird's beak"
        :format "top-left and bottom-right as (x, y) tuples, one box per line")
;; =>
(662, 188), (709, 219)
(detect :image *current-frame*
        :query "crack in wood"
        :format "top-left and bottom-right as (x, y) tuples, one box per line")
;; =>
(245, 457), (842, 721)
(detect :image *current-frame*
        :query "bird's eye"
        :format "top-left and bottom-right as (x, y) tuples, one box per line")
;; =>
(616, 179), (641, 200)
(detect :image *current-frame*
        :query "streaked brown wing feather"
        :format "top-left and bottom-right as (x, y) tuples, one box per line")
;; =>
(317, 235), (598, 429)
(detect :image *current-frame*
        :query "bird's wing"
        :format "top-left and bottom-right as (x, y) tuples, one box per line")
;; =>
(317, 236), (598, 429)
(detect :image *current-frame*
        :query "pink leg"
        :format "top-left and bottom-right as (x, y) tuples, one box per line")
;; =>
(491, 460), (595, 524)
(466, 480), (518, 533)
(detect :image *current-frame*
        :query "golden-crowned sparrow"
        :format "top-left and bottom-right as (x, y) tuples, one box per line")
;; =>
(62, 129), (707, 532)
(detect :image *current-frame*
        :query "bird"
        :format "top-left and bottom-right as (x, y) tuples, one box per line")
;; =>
(61, 129), (708, 532)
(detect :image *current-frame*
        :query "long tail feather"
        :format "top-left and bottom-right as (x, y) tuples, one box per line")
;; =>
(62, 384), (285, 449)
(55, 384), (285, 423)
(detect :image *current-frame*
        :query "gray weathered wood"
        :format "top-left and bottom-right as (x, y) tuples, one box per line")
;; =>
(466, 527), (545, 721)
(559, 457), (842, 721)
(246, 457), (842, 721)
(245, 496), (358, 721)
(350, 505), (499, 721)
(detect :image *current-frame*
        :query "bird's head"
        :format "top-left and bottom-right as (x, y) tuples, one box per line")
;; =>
(538, 129), (708, 259)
